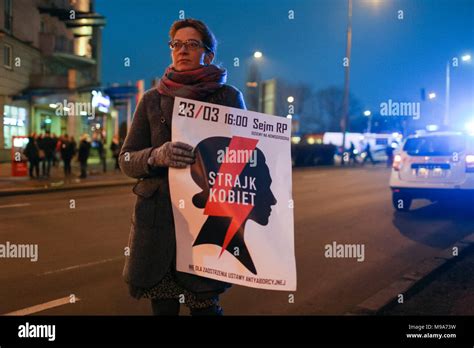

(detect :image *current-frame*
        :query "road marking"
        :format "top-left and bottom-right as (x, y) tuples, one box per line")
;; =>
(39, 256), (122, 276)
(4, 296), (80, 316)
(0, 203), (31, 209)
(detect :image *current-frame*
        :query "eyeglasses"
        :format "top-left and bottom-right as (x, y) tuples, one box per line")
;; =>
(168, 39), (211, 52)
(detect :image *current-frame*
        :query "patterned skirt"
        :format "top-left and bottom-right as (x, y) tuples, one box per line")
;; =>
(142, 270), (218, 310)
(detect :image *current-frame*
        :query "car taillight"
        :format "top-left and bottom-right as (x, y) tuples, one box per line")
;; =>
(466, 154), (474, 172)
(393, 154), (402, 171)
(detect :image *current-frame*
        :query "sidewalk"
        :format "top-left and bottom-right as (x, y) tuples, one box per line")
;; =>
(379, 241), (474, 315)
(0, 158), (135, 196)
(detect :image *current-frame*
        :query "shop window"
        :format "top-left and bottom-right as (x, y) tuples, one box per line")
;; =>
(3, 105), (27, 149)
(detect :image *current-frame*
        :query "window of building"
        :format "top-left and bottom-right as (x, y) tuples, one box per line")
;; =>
(3, 44), (12, 69)
(3, 105), (27, 149)
(4, 0), (12, 33)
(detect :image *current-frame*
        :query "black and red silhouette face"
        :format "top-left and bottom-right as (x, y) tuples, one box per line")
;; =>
(190, 136), (277, 274)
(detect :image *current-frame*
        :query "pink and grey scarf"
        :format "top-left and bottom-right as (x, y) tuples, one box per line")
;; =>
(157, 64), (227, 100)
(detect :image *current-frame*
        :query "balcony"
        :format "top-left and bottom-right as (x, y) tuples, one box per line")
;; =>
(40, 32), (96, 69)
(39, 32), (73, 56)
(38, 4), (106, 28)
(31, 66), (96, 88)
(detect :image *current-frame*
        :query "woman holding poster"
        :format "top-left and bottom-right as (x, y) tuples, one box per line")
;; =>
(119, 18), (246, 316)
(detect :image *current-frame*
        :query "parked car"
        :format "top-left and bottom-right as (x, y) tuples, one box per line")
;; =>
(389, 131), (474, 211)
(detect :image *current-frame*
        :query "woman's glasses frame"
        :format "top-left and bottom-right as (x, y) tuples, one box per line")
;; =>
(168, 39), (211, 52)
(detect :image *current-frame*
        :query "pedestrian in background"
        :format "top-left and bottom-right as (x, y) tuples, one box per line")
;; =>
(119, 18), (246, 316)
(386, 144), (395, 167)
(110, 135), (121, 171)
(349, 142), (358, 165)
(78, 134), (91, 178)
(362, 142), (376, 166)
(39, 131), (56, 177)
(36, 133), (45, 175)
(70, 136), (77, 157)
(96, 135), (107, 173)
(51, 133), (59, 167)
(23, 135), (40, 179)
(60, 134), (75, 177)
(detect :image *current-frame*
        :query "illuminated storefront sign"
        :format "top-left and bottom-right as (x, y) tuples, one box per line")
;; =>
(91, 90), (110, 113)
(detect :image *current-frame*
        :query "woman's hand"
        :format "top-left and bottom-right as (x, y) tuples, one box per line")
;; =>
(149, 141), (195, 168)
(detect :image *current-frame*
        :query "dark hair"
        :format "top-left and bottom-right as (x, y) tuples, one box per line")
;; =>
(169, 18), (217, 53)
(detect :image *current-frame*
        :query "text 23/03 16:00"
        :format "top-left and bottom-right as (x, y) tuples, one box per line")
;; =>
(178, 100), (248, 127)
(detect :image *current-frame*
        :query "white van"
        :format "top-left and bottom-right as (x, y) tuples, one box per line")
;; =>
(389, 131), (474, 211)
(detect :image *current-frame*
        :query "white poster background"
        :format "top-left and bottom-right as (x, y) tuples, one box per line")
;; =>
(169, 97), (296, 291)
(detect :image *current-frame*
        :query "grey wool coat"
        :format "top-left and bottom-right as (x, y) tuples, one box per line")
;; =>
(119, 84), (246, 299)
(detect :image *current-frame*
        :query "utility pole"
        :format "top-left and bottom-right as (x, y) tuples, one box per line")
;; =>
(341, 0), (352, 165)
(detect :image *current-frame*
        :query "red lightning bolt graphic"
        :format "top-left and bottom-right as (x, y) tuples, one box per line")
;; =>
(203, 136), (258, 257)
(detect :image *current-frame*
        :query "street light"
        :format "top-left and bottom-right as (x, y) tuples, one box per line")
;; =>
(364, 110), (372, 133)
(428, 92), (436, 100)
(340, 0), (353, 163)
(287, 96), (295, 121)
(444, 53), (472, 126)
(254, 51), (263, 59)
(246, 51), (264, 112)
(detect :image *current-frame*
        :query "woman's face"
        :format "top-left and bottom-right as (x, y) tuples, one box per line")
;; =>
(171, 27), (213, 71)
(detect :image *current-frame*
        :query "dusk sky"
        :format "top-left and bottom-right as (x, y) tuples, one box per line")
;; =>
(96, 0), (474, 126)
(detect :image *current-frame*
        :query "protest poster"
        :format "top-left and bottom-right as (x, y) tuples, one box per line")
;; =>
(170, 97), (296, 291)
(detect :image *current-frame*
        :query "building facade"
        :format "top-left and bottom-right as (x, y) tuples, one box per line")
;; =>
(0, 0), (111, 162)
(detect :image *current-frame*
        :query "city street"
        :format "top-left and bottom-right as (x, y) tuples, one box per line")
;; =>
(1, 165), (473, 315)
(0, 0), (471, 344)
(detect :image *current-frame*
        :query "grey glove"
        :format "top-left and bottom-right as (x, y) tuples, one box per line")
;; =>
(149, 141), (195, 168)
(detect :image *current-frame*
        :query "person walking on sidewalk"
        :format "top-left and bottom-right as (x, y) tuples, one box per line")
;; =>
(362, 142), (376, 166)
(349, 142), (358, 165)
(23, 135), (40, 179)
(70, 136), (77, 157)
(52, 133), (59, 167)
(60, 134), (75, 177)
(39, 132), (56, 177)
(78, 134), (91, 178)
(110, 135), (121, 171)
(96, 136), (107, 173)
(119, 18), (246, 316)
(36, 133), (46, 176)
